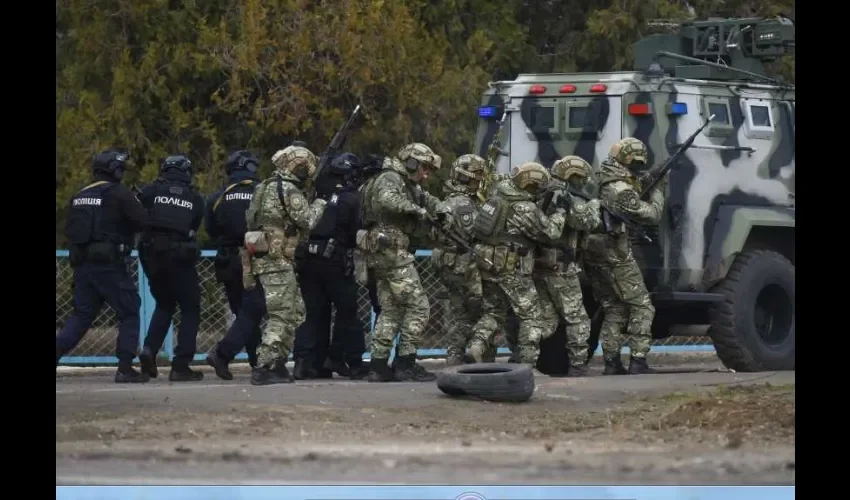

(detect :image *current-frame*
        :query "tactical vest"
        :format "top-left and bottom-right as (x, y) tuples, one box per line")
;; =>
(310, 192), (342, 241)
(360, 169), (417, 231)
(146, 180), (196, 240)
(212, 179), (256, 247)
(65, 181), (115, 247)
(472, 193), (531, 248)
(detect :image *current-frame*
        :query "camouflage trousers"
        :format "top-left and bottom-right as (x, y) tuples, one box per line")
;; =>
(470, 272), (558, 364)
(583, 257), (654, 358)
(256, 269), (304, 367)
(533, 263), (592, 363)
(371, 263), (430, 359)
(434, 261), (486, 364)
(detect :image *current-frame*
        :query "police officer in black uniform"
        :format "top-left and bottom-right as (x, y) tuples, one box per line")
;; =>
(292, 153), (369, 380)
(56, 150), (149, 383)
(137, 155), (206, 382)
(204, 150), (270, 380)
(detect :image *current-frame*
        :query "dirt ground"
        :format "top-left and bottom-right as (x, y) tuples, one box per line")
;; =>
(56, 353), (795, 485)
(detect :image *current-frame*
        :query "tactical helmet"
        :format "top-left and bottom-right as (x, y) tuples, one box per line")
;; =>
(609, 138), (648, 168)
(450, 154), (487, 188)
(290, 140), (308, 148)
(225, 150), (259, 175)
(271, 145), (317, 181)
(511, 161), (550, 193)
(396, 142), (442, 174)
(551, 155), (591, 183)
(92, 150), (129, 177)
(330, 153), (360, 176)
(160, 154), (193, 175)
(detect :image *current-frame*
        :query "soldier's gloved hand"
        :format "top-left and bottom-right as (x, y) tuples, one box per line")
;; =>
(415, 207), (428, 221)
(555, 193), (573, 211)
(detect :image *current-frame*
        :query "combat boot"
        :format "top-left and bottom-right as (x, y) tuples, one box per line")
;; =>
(169, 362), (204, 382)
(114, 365), (150, 384)
(445, 354), (464, 367)
(567, 363), (589, 377)
(206, 349), (233, 381)
(324, 357), (350, 377)
(393, 354), (437, 382)
(366, 358), (395, 382)
(628, 356), (656, 375)
(347, 360), (370, 380)
(603, 354), (627, 375)
(250, 360), (294, 386)
(293, 357), (313, 380)
(138, 346), (158, 378)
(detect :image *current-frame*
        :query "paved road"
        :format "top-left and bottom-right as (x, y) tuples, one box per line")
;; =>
(56, 359), (795, 485)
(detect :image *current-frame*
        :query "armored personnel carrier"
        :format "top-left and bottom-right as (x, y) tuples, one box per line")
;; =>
(474, 17), (795, 372)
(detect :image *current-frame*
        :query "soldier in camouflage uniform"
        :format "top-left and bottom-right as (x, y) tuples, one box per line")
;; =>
(244, 145), (327, 385)
(533, 156), (602, 376)
(430, 154), (488, 366)
(582, 138), (667, 375)
(358, 143), (443, 382)
(467, 162), (566, 365)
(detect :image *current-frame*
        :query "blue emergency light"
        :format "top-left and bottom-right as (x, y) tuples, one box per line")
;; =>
(668, 102), (688, 115)
(478, 106), (501, 118)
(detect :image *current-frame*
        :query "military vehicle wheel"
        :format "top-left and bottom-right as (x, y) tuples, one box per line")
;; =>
(708, 249), (795, 372)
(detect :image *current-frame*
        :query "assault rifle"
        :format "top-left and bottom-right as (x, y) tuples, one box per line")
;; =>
(639, 114), (714, 199)
(476, 109), (509, 203)
(540, 186), (653, 243)
(308, 105), (363, 200)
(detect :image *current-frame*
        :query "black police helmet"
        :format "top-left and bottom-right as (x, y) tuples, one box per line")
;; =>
(160, 154), (193, 175)
(329, 153), (360, 176)
(92, 149), (129, 176)
(225, 150), (259, 175)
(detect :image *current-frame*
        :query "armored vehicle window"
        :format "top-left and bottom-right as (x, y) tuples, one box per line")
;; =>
(702, 97), (734, 138)
(708, 102), (729, 124)
(531, 106), (555, 129)
(568, 106), (587, 128)
(750, 105), (771, 127)
(742, 100), (775, 140)
(524, 100), (561, 139)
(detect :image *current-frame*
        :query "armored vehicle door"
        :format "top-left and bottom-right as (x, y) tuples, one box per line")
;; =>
(509, 91), (622, 172)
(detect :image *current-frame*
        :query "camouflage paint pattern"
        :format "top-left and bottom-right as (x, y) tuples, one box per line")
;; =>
(473, 69), (794, 294)
(255, 270), (304, 367)
(469, 179), (565, 364)
(431, 188), (484, 364)
(359, 155), (441, 360)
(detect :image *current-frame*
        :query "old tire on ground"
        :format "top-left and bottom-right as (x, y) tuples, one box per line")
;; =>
(437, 363), (535, 403)
(708, 249), (795, 372)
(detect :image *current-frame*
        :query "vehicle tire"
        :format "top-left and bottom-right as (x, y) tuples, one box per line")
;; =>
(436, 363), (535, 403)
(708, 249), (795, 372)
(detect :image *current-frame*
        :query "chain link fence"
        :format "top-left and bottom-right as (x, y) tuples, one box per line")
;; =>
(56, 250), (713, 362)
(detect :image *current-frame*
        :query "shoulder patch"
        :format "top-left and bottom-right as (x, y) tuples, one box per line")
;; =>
(288, 191), (305, 210)
(616, 189), (641, 210)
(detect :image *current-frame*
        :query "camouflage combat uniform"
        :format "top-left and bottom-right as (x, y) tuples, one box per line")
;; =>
(430, 154), (487, 366)
(245, 146), (327, 385)
(533, 156), (602, 376)
(467, 162), (565, 365)
(358, 143), (443, 382)
(582, 138), (666, 375)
